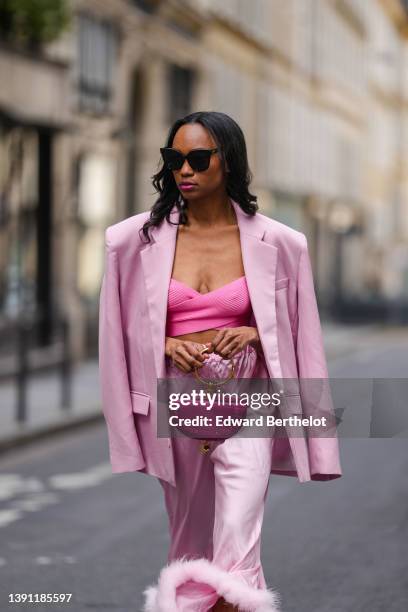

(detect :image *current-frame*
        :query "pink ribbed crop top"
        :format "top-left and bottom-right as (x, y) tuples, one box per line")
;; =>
(166, 276), (253, 336)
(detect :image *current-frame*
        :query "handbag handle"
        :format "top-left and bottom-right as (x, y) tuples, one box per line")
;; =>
(193, 345), (235, 387)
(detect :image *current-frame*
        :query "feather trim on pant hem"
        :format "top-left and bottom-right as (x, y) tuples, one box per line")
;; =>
(142, 556), (281, 612)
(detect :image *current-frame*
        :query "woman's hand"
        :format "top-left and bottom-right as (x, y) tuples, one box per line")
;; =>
(211, 327), (261, 358)
(165, 337), (212, 373)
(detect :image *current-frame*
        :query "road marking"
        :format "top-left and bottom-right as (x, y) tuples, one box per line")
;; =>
(0, 509), (23, 528)
(0, 475), (44, 500)
(35, 557), (53, 565)
(0, 463), (113, 529)
(14, 492), (59, 511)
(48, 463), (113, 490)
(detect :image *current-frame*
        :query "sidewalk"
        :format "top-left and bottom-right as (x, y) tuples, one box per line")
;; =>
(0, 359), (102, 453)
(0, 322), (405, 453)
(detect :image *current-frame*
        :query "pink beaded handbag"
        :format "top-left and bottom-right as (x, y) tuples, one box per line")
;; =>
(174, 345), (259, 450)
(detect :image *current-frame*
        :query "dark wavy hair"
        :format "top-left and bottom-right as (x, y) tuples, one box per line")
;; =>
(139, 111), (258, 243)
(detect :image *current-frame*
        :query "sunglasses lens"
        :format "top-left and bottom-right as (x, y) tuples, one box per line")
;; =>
(161, 149), (183, 170)
(160, 148), (214, 171)
(188, 151), (211, 171)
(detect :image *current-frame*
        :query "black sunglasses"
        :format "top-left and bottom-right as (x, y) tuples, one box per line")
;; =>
(160, 147), (218, 172)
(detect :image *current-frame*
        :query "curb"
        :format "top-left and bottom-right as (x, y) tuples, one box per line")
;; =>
(0, 409), (103, 456)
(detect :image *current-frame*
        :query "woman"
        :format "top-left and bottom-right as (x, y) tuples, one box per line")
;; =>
(98, 111), (342, 611)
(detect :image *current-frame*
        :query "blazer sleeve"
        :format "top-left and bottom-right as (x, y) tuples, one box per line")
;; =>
(98, 234), (146, 473)
(293, 234), (342, 481)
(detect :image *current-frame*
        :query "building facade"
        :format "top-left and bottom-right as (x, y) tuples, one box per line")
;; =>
(1, 0), (408, 362)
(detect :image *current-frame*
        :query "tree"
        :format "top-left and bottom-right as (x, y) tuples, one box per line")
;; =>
(0, 0), (71, 49)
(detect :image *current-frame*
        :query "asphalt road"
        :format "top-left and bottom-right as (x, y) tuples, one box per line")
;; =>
(0, 335), (407, 612)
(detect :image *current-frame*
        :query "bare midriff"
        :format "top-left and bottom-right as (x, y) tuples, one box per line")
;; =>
(170, 328), (221, 347)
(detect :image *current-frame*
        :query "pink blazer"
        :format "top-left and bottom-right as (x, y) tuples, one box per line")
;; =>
(98, 198), (342, 486)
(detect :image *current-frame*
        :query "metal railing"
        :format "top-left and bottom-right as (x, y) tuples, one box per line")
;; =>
(0, 311), (72, 423)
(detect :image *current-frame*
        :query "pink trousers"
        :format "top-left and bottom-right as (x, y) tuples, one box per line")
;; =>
(143, 346), (281, 612)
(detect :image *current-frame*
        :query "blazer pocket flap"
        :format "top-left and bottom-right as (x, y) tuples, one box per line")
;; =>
(130, 390), (150, 415)
(275, 277), (289, 290)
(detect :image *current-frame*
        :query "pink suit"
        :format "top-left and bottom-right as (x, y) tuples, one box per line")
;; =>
(98, 197), (343, 610)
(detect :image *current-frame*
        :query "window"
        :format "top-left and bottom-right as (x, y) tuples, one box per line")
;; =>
(167, 64), (195, 125)
(131, 0), (157, 14)
(78, 14), (118, 114)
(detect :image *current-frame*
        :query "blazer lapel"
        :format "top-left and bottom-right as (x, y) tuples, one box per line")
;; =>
(140, 198), (283, 382)
(140, 205), (179, 380)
